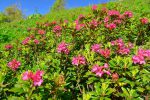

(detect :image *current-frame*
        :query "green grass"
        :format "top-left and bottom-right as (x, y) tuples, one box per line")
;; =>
(0, 0), (150, 50)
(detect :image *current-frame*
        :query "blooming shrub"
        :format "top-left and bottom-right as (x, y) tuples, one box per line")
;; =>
(0, 3), (150, 100)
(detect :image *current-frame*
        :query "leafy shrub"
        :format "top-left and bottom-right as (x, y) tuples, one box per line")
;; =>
(0, 2), (150, 100)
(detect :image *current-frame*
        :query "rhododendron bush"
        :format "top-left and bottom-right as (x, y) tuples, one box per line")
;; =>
(0, 4), (150, 100)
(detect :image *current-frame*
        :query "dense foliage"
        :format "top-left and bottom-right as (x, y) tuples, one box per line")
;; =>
(0, 0), (150, 100)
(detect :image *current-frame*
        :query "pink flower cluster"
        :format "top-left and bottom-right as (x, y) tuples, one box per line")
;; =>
(99, 48), (111, 58)
(38, 29), (46, 35)
(22, 70), (44, 86)
(72, 55), (86, 66)
(132, 49), (150, 64)
(140, 18), (149, 24)
(111, 38), (133, 55)
(57, 41), (69, 54)
(123, 11), (133, 18)
(108, 10), (120, 17)
(74, 19), (85, 31)
(91, 44), (110, 58)
(8, 59), (21, 71)
(105, 23), (116, 30)
(5, 44), (13, 50)
(92, 63), (111, 77)
(91, 44), (101, 53)
(89, 19), (99, 29)
(34, 39), (39, 44)
(22, 37), (31, 45)
(22, 36), (40, 45)
(92, 5), (98, 11)
(53, 25), (62, 36)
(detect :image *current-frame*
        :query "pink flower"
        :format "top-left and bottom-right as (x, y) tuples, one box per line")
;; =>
(53, 25), (62, 36)
(8, 59), (21, 71)
(92, 5), (98, 11)
(22, 70), (44, 86)
(108, 10), (120, 16)
(64, 20), (68, 24)
(57, 41), (69, 54)
(138, 49), (150, 57)
(111, 38), (132, 55)
(91, 44), (101, 53)
(75, 24), (84, 31)
(113, 19), (122, 25)
(38, 29), (46, 35)
(140, 18), (149, 24)
(118, 47), (130, 55)
(91, 63), (111, 77)
(105, 23), (116, 30)
(99, 48), (111, 58)
(72, 55), (86, 66)
(34, 39), (39, 44)
(104, 16), (109, 23)
(78, 14), (85, 20)
(5, 44), (13, 50)
(22, 71), (33, 80)
(32, 70), (44, 86)
(89, 19), (98, 29)
(132, 48), (150, 64)
(123, 11), (133, 18)
(111, 38), (124, 48)
(22, 37), (31, 45)
(132, 55), (145, 64)
(112, 73), (119, 81)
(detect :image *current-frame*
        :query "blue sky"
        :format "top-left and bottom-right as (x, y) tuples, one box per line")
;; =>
(0, 0), (109, 16)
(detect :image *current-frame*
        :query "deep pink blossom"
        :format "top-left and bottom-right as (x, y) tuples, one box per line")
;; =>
(22, 37), (31, 45)
(8, 59), (21, 71)
(118, 47), (130, 55)
(22, 70), (44, 86)
(113, 19), (122, 24)
(104, 16), (109, 23)
(108, 10), (120, 16)
(53, 25), (62, 36)
(105, 23), (116, 30)
(140, 18), (149, 24)
(22, 71), (33, 80)
(72, 55), (86, 66)
(38, 29), (46, 35)
(91, 63), (111, 77)
(112, 73), (119, 81)
(92, 5), (98, 11)
(78, 14), (85, 20)
(99, 48), (111, 58)
(34, 39), (39, 44)
(132, 55), (145, 64)
(91, 44), (101, 53)
(57, 41), (69, 54)
(123, 11), (133, 18)
(111, 38), (132, 55)
(5, 44), (13, 50)
(75, 24), (85, 31)
(132, 48), (150, 64)
(111, 38), (124, 48)
(89, 19), (98, 28)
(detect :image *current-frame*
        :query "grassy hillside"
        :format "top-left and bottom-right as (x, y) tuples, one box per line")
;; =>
(0, 0), (150, 49)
